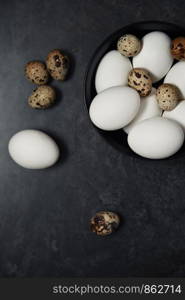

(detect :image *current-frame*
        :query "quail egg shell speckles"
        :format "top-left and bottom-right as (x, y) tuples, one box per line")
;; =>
(25, 61), (49, 85)
(171, 37), (185, 61)
(156, 83), (181, 111)
(117, 34), (141, 57)
(133, 31), (173, 82)
(90, 211), (120, 236)
(28, 85), (56, 109)
(128, 68), (152, 96)
(89, 86), (140, 130)
(95, 50), (132, 93)
(46, 49), (69, 81)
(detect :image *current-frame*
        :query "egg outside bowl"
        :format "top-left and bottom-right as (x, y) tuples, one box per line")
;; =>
(84, 21), (185, 161)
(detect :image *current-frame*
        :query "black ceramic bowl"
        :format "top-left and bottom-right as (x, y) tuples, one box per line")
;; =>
(84, 21), (185, 159)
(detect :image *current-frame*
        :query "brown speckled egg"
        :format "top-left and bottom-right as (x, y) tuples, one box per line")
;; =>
(128, 68), (152, 97)
(156, 83), (181, 111)
(117, 34), (141, 57)
(28, 85), (56, 109)
(25, 61), (49, 85)
(46, 49), (69, 81)
(90, 211), (120, 236)
(171, 37), (185, 61)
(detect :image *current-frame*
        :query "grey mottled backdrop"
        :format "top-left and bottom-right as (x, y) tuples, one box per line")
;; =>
(0, 0), (185, 277)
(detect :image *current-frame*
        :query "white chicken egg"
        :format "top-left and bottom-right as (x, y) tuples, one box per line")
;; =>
(124, 88), (162, 134)
(95, 50), (132, 93)
(128, 117), (184, 159)
(8, 130), (60, 169)
(163, 100), (185, 131)
(164, 61), (185, 98)
(89, 86), (140, 130)
(133, 31), (173, 82)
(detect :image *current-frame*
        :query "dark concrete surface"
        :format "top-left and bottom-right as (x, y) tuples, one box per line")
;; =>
(0, 0), (185, 277)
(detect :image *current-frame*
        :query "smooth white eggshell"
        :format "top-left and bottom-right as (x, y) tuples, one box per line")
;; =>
(128, 117), (184, 159)
(124, 88), (162, 134)
(8, 130), (60, 169)
(163, 100), (185, 131)
(89, 86), (140, 130)
(164, 61), (185, 98)
(95, 50), (132, 93)
(133, 31), (173, 82)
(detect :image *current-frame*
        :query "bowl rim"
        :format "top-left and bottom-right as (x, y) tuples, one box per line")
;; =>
(84, 20), (185, 110)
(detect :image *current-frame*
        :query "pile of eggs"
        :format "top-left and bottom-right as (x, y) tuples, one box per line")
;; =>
(89, 32), (185, 159)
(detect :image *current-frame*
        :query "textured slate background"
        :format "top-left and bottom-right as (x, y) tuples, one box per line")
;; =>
(0, 0), (185, 277)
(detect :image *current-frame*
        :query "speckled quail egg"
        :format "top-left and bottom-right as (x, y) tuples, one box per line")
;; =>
(156, 83), (181, 111)
(46, 49), (69, 81)
(117, 34), (141, 57)
(25, 61), (49, 85)
(128, 68), (152, 97)
(171, 37), (185, 61)
(90, 211), (120, 236)
(28, 85), (56, 109)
